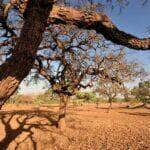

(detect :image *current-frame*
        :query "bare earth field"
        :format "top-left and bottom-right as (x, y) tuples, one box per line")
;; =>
(0, 103), (150, 150)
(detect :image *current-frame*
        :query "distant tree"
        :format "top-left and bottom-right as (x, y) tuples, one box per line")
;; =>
(131, 80), (150, 106)
(97, 80), (123, 111)
(96, 51), (144, 112)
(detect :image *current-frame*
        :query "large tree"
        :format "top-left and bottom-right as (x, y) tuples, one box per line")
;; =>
(0, 0), (149, 108)
(32, 25), (121, 129)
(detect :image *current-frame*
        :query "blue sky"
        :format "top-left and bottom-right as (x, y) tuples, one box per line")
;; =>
(108, 0), (150, 72)
(20, 1), (150, 94)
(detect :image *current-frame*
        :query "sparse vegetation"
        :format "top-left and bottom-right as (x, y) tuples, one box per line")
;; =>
(7, 92), (59, 106)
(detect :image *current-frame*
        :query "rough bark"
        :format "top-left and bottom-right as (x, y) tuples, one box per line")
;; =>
(49, 5), (150, 50)
(58, 94), (69, 130)
(0, 0), (53, 108)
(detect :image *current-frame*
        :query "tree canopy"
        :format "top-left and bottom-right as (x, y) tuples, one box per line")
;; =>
(131, 80), (150, 104)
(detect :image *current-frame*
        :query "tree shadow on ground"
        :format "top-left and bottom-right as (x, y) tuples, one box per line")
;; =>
(0, 109), (58, 150)
(126, 104), (150, 109)
(96, 104), (150, 110)
(119, 111), (150, 117)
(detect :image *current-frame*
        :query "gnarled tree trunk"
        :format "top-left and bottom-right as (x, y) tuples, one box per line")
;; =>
(0, 0), (53, 109)
(58, 94), (69, 130)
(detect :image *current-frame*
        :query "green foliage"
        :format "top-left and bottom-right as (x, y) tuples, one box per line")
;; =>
(72, 99), (84, 106)
(76, 92), (98, 102)
(111, 98), (120, 102)
(33, 94), (58, 105)
(131, 80), (150, 103)
(33, 90), (59, 105)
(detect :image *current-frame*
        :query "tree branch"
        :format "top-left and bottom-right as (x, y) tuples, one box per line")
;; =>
(3, 1), (150, 50)
(49, 5), (150, 50)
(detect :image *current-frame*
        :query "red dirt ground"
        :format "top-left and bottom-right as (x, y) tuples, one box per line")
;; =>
(0, 103), (150, 150)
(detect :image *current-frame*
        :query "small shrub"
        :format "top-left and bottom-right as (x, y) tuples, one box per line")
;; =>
(76, 92), (98, 102)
